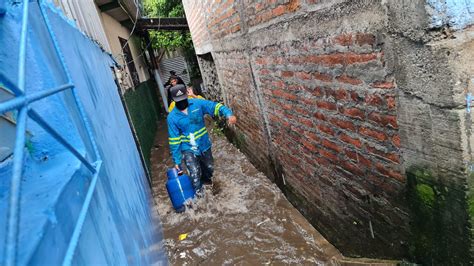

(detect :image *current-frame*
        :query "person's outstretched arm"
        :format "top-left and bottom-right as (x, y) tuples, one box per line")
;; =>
(199, 99), (237, 125)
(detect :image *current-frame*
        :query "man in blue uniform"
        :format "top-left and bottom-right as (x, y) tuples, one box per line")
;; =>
(167, 84), (237, 193)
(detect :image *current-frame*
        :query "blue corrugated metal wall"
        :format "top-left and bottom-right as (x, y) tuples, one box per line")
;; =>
(0, 1), (166, 265)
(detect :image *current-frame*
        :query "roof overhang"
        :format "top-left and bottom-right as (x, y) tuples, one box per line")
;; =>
(136, 18), (188, 32)
(95, 0), (141, 29)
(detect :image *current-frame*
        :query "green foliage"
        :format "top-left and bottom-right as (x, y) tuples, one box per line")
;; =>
(143, 0), (190, 51)
(416, 184), (435, 206)
(211, 123), (225, 137)
(143, 0), (201, 80)
(406, 167), (472, 265)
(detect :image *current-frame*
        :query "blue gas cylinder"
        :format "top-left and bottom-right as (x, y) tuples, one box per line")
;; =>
(166, 168), (195, 212)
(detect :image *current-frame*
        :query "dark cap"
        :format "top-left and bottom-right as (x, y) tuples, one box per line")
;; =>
(170, 84), (187, 102)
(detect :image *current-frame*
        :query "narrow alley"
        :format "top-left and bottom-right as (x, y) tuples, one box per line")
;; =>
(151, 121), (343, 264)
(1, 0), (474, 265)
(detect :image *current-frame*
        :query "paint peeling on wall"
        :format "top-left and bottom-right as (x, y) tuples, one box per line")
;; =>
(426, 0), (474, 29)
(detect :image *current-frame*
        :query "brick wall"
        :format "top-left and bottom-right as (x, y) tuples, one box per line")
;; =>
(182, 0), (212, 54)
(206, 0), (241, 38)
(183, 0), (474, 262)
(213, 50), (273, 174)
(251, 28), (408, 257)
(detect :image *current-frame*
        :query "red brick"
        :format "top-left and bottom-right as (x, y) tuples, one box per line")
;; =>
(340, 160), (364, 176)
(386, 96), (396, 109)
(331, 118), (356, 131)
(272, 80), (285, 89)
(304, 130), (321, 143)
(230, 24), (241, 33)
(269, 114), (290, 128)
(335, 89), (348, 100)
(334, 33), (353, 46)
(281, 70), (294, 78)
(309, 54), (345, 66)
(314, 72), (333, 82)
(359, 127), (387, 141)
(272, 89), (297, 101)
(365, 94), (383, 106)
(314, 112), (326, 121)
(261, 10), (273, 22)
(355, 33), (376, 46)
(289, 56), (304, 64)
(295, 71), (312, 80)
(358, 154), (371, 167)
(300, 117), (314, 128)
(316, 101), (337, 111)
(318, 124), (335, 136)
(336, 75), (363, 85)
(345, 149), (358, 161)
(339, 133), (362, 148)
(294, 106), (310, 116)
(319, 148), (338, 162)
(286, 0), (300, 12)
(303, 141), (318, 152)
(273, 57), (285, 64)
(322, 139), (342, 152)
(392, 135), (401, 148)
(367, 146), (400, 163)
(324, 88), (336, 99)
(315, 155), (331, 167)
(256, 57), (267, 65)
(259, 69), (271, 75)
(341, 107), (365, 120)
(371, 81), (395, 89)
(350, 91), (364, 103)
(271, 98), (291, 110)
(310, 87), (324, 97)
(272, 5), (286, 16)
(345, 53), (378, 65)
(287, 84), (303, 91)
(368, 112), (398, 129)
(375, 163), (405, 182)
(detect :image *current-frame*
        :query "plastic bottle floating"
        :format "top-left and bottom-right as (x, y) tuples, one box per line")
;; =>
(166, 168), (195, 212)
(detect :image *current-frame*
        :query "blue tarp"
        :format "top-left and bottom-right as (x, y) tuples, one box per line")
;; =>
(0, 2), (166, 265)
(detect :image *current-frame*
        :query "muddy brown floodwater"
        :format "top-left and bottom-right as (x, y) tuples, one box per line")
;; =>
(150, 121), (342, 265)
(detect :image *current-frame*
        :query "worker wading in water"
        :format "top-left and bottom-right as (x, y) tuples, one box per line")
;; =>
(167, 84), (237, 194)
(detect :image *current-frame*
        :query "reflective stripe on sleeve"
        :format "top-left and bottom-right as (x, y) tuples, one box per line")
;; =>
(214, 103), (223, 117)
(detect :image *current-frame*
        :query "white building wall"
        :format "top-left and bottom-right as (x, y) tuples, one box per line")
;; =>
(101, 12), (149, 85)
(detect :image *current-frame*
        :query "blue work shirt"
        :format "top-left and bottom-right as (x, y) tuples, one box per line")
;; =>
(167, 98), (233, 165)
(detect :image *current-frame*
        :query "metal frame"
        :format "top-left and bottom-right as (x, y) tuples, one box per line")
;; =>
(1, 1), (102, 265)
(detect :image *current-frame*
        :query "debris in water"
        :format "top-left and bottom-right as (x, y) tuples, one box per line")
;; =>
(179, 252), (186, 259)
(178, 233), (189, 241)
(192, 247), (205, 257)
(257, 218), (270, 227)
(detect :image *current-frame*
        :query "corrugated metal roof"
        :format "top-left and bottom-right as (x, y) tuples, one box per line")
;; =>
(159, 56), (191, 85)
